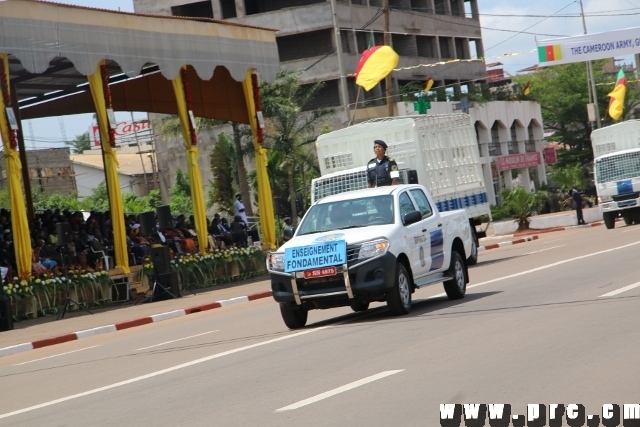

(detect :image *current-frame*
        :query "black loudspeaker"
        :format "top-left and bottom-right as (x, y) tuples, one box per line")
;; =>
(408, 170), (419, 184)
(154, 272), (180, 300)
(0, 298), (13, 331)
(56, 222), (72, 245)
(273, 196), (283, 216)
(156, 205), (173, 229)
(139, 211), (156, 236)
(150, 245), (171, 274)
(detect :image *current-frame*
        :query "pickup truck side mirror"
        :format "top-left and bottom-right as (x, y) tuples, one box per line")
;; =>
(402, 210), (422, 226)
(283, 226), (296, 241)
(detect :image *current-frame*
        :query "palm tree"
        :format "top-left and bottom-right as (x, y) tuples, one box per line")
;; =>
(260, 69), (334, 223)
(66, 131), (91, 153)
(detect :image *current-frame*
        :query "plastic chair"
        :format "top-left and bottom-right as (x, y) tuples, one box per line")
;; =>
(89, 241), (114, 270)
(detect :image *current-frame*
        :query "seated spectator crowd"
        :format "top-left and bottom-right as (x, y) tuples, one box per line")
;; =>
(0, 208), (259, 278)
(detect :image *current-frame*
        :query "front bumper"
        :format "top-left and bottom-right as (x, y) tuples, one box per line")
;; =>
(600, 196), (640, 212)
(270, 252), (398, 309)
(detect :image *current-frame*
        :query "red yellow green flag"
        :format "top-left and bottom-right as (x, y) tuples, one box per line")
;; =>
(424, 77), (434, 92)
(607, 69), (626, 121)
(355, 45), (399, 91)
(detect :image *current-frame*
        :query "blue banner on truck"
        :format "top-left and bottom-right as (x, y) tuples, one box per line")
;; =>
(284, 240), (347, 273)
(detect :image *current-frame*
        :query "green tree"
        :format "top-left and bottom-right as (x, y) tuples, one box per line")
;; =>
(168, 169), (193, 215)
(548, 163), (588, 194)
(155, 115), (254, 216)
(33, 191), (82, 211)
(80, 182), (110, 211)
(65, 132), (91, 154)
(510, 61), (618, 166)
(260, 69), (334, 223)
(208, 133), (236, 215)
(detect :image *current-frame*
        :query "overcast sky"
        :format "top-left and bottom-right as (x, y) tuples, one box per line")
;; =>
(22, 0), (640, 149)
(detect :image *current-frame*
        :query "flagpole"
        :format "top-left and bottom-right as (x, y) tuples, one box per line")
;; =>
(579, 0), (601, 129)
(383, 0), (394, 117)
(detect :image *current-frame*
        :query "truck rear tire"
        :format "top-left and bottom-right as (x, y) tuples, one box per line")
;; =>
(443, 251), (467, 300)
(386, 263), (412, 315)
(467, 234), (478, 266)
(623, 212), (633, 225)
(603, 212), (616, 229)
(279, 303), (308, 329)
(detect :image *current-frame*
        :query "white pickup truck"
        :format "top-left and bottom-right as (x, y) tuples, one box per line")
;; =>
(267, 184), (473, 329)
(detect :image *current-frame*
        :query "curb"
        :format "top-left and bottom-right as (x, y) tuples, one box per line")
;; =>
(0, 290), (273, 358)
(478, 235), (539, 251)
(513, 221), (604, 237)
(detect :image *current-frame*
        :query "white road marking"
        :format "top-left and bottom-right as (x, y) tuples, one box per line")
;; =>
(0, 326), (331, 420)
(599, 282), (640, 297)
(136, 331), (219, 351)
(622, 227), (640, 233)
(426, 240), (640, 300)
(13, 346), (101, 366)
(275, 370), (404, 412)
(523, 245), (564, 255)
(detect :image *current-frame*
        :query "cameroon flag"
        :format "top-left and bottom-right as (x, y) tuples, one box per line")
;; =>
(355, 45), (399, 91)
(607, 69), (626, 121)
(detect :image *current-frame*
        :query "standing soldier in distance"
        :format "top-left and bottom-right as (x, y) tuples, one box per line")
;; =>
(367, 139), (399, 187)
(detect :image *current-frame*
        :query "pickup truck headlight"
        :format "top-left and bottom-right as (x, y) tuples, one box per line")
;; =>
(268, 252), (285, 271)
(358, 238), (389, 260)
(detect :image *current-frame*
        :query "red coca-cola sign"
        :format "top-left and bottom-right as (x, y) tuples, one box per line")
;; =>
(496, 152), (542, 171)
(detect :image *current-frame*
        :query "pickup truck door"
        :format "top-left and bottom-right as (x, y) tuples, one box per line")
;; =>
(408, 188), (444, 274)
(398, 191), (430, 278)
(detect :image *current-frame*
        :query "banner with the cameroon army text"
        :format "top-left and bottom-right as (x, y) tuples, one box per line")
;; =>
(537, 27), (640, 67)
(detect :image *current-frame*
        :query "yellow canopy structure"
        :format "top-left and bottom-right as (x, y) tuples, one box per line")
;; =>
(0, 0), (281, 276)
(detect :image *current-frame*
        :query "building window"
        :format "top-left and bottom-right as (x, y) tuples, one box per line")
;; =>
(171, 1), (214, 18)
(277, 30), (333, 62)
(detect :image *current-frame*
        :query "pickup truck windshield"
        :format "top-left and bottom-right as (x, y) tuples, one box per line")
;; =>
(298, 195), (394, 235)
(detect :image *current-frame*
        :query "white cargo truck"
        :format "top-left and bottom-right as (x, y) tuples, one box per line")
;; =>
(591, 120), (640, 229)
(312, 114), (490, 264)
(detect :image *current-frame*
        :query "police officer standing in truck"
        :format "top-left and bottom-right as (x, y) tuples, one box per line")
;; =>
(367, 139), (399, 187)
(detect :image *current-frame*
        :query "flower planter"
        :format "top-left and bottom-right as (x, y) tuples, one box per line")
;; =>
(12, 296), (38, 319)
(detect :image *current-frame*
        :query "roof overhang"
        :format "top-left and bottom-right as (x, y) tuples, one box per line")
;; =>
(1, 0), (280, 124)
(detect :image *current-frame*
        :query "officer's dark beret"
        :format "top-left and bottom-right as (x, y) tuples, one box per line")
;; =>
(373, 140), (388, 149)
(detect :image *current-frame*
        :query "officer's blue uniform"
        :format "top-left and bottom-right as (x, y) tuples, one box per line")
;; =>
(367, 155), (398, 187)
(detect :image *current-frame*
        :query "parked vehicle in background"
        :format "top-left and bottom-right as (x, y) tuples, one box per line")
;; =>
(312, 114), (490, 264)
(591, 121), (640, 228)
(267, 184), (473, 329)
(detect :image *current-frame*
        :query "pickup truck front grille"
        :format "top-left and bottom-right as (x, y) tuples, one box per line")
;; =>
(612, 192), (639, 202)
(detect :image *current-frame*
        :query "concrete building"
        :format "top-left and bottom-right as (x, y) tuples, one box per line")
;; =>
(70, 148), (157, 199)
(396, 100), (547, 205)
(0, 148), (76, 196)
(133, 0), (487, 122)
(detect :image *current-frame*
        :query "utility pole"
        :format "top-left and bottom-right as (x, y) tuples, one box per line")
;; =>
(579, 0), (601, 129)
(131, 112), (150, 191)
(330, 0), (350, 120)
(383, 0), (394, 117)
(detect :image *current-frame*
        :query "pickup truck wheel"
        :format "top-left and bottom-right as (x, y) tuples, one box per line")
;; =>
(279, 303), (308, 329)
(623, 212), (633, 225)
(350, 300), (370, 312)
(386, 263), (412, 315)
(443, 251), (467, 300)
(603, 212), (616, 229)
(467, 234), (478, 266)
